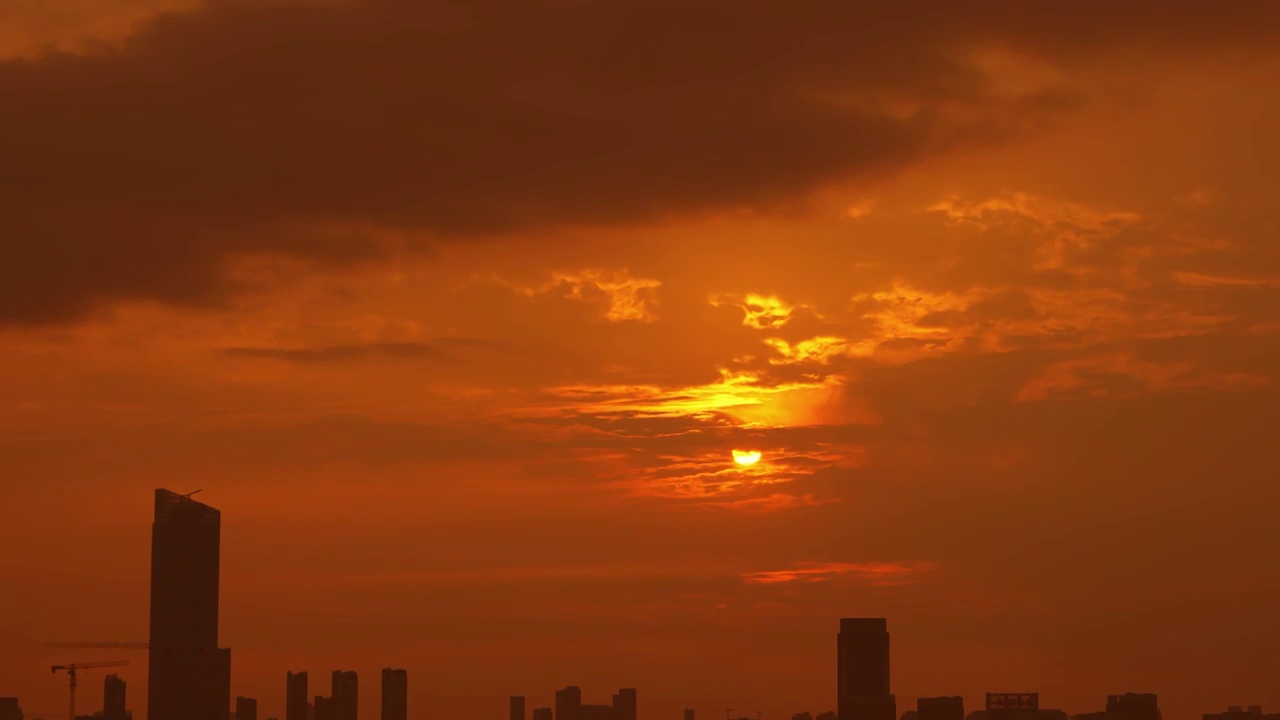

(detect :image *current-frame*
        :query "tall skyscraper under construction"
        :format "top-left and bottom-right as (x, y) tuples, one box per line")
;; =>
(147, 489), (232, 720)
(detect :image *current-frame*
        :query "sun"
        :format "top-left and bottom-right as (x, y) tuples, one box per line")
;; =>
(732, 449), (762, 467)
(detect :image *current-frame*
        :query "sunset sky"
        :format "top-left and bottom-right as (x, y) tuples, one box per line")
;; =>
(2, 2), (1279, 720)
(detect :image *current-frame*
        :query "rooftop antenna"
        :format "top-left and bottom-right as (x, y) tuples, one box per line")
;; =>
(180, 489), (203, 500)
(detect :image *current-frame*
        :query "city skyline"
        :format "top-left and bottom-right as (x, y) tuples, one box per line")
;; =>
(3, 489), (1274, 720)
(2, 1), (1279, 720)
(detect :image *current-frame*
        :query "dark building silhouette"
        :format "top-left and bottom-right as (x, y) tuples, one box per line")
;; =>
(0, 698), (22, 720)
(534, 708), (553, 720)
(686, 710), (696, 720)
(557, 686), (583, 720)
(381, 669), (407, 720)
(287, 672), (309, 720)
(331, 671), (358, 720)
(315, 696), (335, 720)
(987, 695), (1038, 719)
(236, 697), (258, 720)
(1107, 695), (1160, 720)
(919, 698), (964, 720)
(970, 694), (1065, 720)
(794, 713), (814, 720)
(147, 489), (232, 720)
(511, 697), (527, 720)
(838, 619), (894, 720)
(612, 689), (637, 720)
(103, 674), (128, 720)
(1204, 708), (1280, 720)
(1075, 713), (1125, 720)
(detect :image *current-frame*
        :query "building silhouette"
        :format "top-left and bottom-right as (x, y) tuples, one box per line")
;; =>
(0, 698), (22, 720)
(147, 489), (232, 720)
(331, 671), (358, 720)
(1204, 708), (1280, 720)
(838, 618), (895, 720)
(612, 689), (637, 720)
(315, 696), (335, 720)
(970, 693), (1066, 720)
(534, 708), (553, 720)
(511, 697), (526, 720)
(235, 697), (258, 720)
(381, 669), (407, 720)
(1106, 695), (1159, 720)
(918, 697), (964, 720)
(103, 674), (128, 720)
(286, 672), (309, 720)
(557, 686), (583, 720)
(987, 694), (1039, 720)
(686, 710), (696, 720)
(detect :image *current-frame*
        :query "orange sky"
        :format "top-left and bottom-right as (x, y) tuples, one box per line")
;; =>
(2, 2), (1279, 720)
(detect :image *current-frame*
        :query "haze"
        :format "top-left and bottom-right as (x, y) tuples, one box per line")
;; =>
(1, 2), (1278, 720)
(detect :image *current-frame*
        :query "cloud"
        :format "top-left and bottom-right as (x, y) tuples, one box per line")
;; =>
(221, 338), (500, 363)
(1172, 271), (1278, 288)
(741, 561), (938, 586)
(544, 270), (662, 323)
(5, 0), (1278, 323)
(1014, 351), (1270, 402)
(727, 294), (801, 330)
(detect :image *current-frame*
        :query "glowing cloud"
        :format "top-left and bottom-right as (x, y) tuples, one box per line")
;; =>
(742, 561), (938, 586)
(494, 268), (662, 322)
(712, 292), (799, 329)
(764, 336), (849, 364)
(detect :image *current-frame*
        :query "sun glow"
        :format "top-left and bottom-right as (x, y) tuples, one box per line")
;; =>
(733, 449), (762, 466)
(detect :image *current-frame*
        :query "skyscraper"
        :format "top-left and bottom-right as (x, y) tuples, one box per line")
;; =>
(287, 672), (309, 720)
(837, 618), (894, 720)
(612, 689), (637, 720)
(147, 489), (232, 720)
(333, 670), (358, 720)
(237, 697), (259, 720)
(0, 698), (22, 720)
(556, 687), (583, 720)
(104, 674), (127, 720)
(512, 696), (527, 720)
(685, 710), (695, 720)
(382, 669), (408, 720)
(534, 708), (554, 720)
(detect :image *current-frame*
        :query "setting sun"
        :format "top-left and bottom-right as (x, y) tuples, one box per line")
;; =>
(732, 449), (762, 466)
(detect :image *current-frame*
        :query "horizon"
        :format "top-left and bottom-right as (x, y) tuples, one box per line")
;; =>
(2, 1), (1278, 720)
(3, 488), (1269, 720)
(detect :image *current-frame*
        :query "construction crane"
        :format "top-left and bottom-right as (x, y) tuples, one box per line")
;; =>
(51, 660), (129, 720)
(45, 642), (148, 650)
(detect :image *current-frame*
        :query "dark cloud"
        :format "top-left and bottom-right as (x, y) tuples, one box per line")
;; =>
(221, 337), (501, 363)
(4, 0), (1279, 322)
